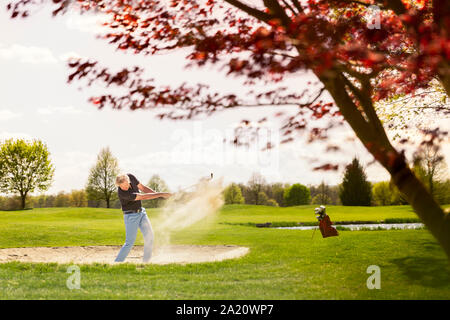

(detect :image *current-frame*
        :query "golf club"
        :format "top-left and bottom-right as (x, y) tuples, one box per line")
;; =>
(178, 172), (213, 192)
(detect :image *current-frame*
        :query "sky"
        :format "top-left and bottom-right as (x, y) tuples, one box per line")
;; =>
(0, 3), (448, 195)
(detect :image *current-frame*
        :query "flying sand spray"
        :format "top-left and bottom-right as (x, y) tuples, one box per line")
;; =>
(155, 172), (224, 249)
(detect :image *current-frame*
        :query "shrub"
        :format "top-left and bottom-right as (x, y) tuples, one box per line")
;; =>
(257, 191), (269, 206)
(70, 189), (88, 207)
(223, 183), (245, 204)
(284, 184), (310, 206)
(54, 191), (71, 207)
(372, 182), (392, 206)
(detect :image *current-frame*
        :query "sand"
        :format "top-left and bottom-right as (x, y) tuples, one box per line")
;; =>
(0, 245), (249, 265)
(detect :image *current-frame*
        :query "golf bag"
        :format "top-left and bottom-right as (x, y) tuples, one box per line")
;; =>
(315, 205), (339, 238)
(319, 215), (339, 238)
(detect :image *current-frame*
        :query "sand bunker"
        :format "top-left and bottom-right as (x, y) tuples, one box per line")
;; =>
(0, 245), (249, 265)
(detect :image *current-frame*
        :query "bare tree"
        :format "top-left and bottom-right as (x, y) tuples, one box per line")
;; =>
(247, 172), (267, 205)
(413, 145), (449, 197)
(86, 147), (120, 208)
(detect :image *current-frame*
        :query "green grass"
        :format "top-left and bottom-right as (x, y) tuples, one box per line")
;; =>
(0, 205), (449, 299)
(218, 204), (422, 223)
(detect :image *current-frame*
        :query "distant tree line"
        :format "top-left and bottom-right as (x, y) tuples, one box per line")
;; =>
(0, 144), (171, 210)
(224, 152), (449, 207)
(1, 139), (448, 210)
(224, 172), (341, 207)
(0, 176), (171, 211)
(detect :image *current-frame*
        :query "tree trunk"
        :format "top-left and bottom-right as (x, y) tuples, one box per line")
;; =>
(355, 128), (450, 258)
(20, 194), (26, 210)
(429, 175), (434, 197)
(441, 75), (450, 98)
(321, 71), (450, 258)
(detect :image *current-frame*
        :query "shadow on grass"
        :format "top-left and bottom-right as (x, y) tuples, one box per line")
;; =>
(390, 254), (450, 288)
(420, 241), (444, 252)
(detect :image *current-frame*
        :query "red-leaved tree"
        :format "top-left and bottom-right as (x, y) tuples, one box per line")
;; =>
(7, 0), (450, 256)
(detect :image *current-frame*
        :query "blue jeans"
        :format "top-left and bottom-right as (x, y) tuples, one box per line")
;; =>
(115, 208), (154, 263)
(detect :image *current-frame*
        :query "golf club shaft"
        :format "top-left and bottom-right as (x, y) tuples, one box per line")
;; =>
(179, 173), (213, 192)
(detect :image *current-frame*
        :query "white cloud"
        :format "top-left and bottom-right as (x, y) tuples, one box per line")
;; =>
(0, 43), (84, 66)
(36, 107), (53, 115)
(0, 43), (58, 64)
(37, 105), (90, 116)
(0, 109), (22, 121)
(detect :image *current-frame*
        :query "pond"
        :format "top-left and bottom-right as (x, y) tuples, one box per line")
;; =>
(275, 223), (424, 231)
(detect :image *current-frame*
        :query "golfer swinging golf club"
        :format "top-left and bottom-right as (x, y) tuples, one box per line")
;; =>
(115, 173), (171, 263)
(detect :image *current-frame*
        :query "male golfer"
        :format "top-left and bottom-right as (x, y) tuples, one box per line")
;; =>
(115, 173), (171, 263)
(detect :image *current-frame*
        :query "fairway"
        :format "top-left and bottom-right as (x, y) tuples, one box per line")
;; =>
(0, 205), (449, 299)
